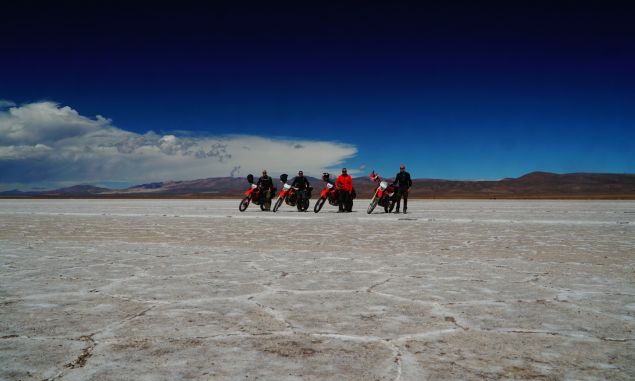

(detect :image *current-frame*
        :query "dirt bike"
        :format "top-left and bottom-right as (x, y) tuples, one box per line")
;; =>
(314, 172), (340, 213)
(367, 171), (397, 214)
(238, 174), (275, 212)
(272, 174), (311, 212)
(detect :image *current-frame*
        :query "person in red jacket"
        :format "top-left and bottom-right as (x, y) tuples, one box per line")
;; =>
(335, 167), (353, 212)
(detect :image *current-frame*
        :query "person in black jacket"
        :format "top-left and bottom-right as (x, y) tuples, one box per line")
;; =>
(291, 170), (310, 209)
(391, 164), (412, 213)
(257, 169), (274, 210)
(291, 170), (310, 189)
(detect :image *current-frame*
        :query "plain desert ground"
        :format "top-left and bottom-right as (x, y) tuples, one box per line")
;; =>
(1, 199), (634, 380)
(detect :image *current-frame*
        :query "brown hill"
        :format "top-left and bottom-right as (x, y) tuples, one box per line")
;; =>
(115, 177), (248, 196)
(2, 172), (634, 199)
(405, 172), (635, 199)
(40, 184), (111, 196)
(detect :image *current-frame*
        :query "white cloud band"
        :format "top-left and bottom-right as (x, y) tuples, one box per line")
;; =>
(0, 101), (357, 186)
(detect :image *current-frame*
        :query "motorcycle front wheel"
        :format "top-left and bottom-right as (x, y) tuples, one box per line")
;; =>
(239, 197), (250, 212)
(272, 197), (284, 213)
(314, 197), (326, 213)
(298, 198), (310, 212)
(367, 196), (378, 214)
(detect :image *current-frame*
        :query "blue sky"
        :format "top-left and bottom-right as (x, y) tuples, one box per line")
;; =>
(1, 1), (633, 190)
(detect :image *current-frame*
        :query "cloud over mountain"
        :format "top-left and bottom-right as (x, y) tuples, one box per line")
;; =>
(0, 101), (357, 187)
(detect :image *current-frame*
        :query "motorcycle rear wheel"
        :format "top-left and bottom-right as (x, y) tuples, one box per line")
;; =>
(272, 197), (283, 213)
(239, 197), (250, 212)
(367, 196), (378, 214)
(314, 197), (326, 213)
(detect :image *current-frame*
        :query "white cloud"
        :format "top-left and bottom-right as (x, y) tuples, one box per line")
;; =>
(0, 101), (112, 145)
(0, 101), (357, 187)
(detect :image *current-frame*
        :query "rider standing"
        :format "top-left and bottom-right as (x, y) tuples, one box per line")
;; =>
(336, 168), (353, 212)
(257, 169), (273, 210)
(392, 164), (412, 214)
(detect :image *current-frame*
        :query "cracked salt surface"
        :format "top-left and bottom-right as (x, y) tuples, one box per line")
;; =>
(1, 199), (634, 380)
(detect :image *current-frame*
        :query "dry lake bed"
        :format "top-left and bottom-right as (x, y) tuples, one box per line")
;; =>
(1, 199), (634, 380)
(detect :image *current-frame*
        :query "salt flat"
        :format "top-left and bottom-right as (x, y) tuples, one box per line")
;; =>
(1, 199), (634, 380)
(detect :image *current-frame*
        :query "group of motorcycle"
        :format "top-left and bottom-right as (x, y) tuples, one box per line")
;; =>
(238, 173), (312, 213)
(239, 171), (398, 214)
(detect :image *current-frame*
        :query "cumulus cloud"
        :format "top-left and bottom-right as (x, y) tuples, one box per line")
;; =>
(0, 101), (357, 187)
(0, 101), (112, 145)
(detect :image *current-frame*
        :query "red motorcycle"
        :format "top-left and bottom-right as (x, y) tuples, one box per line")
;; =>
(367, 171), (397, 214)
(239, 174), (275, 212)
(313, 173), (340, 213)
(272, 174), (311, 212)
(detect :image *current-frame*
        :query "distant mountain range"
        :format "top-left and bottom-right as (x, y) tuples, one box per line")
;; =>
(2, 172), (635, 199)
